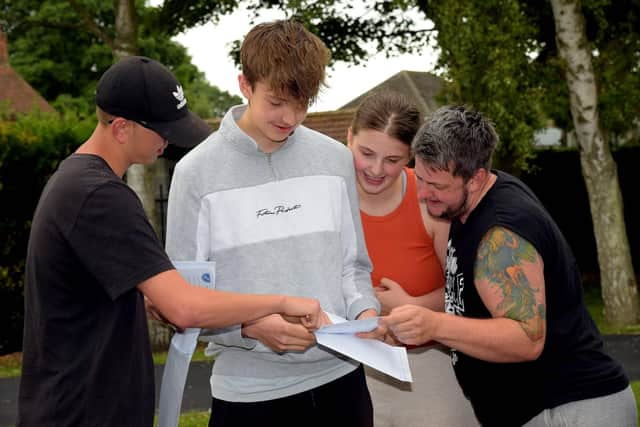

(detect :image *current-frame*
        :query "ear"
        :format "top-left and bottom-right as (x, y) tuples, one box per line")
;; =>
(110, 117), (130, 146)
(468, 168), (488, 192)
(346, 127), (354, 147)
(238, 74), (253, 101)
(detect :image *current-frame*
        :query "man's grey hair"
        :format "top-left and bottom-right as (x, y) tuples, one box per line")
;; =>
(411, 105), (499, 182)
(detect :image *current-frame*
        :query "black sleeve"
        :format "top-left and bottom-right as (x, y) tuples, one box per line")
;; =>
(69, 181), (174, 300)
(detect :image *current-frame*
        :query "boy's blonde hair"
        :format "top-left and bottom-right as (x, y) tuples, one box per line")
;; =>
(240, 19), (330, 106)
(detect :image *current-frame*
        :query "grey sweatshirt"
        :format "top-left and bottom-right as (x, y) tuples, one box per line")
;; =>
(165, 105), (379, 402)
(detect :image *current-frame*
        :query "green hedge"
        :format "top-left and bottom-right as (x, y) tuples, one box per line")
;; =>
(0, 111), (93, 354)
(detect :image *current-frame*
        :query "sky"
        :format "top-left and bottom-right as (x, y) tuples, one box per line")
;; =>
(160, 5), (439, 112)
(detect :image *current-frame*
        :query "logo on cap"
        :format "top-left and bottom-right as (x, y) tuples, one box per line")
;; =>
(173, 85), (187, 110)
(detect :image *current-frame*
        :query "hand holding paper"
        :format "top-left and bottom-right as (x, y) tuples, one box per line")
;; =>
(317, 315), (380, 334)
(315, 312), (412, 382)
(242, 314), (317, 353)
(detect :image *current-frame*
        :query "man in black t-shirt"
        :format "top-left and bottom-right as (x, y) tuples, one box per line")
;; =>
(18, 56), (323, 427)
(376, 106), (637, 426)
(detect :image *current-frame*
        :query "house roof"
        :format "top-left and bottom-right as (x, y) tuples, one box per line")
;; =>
(302, 71), (445, 142)
(302, 108), (356, 143)
(338, 70), (444, 118)
(0, 31), (56, 116)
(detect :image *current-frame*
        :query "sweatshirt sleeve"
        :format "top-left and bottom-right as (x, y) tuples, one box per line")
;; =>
(166, 158), (203, 262)
(338, 153), (380, 320)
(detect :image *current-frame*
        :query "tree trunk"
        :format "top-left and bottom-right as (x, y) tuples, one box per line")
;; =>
(111, 0), (161, 236)
(550, 0), (639, 325)
(125, 164), (161, 235)
(113, 0), (171, 347)
(112, 0), (139, 59)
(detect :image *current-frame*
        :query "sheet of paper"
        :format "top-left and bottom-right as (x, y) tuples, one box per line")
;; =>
(315, 313), (412, 382)
(171, 261), (215, 288)
(317, 316), (380, 334)
(158, 261), (215, 427)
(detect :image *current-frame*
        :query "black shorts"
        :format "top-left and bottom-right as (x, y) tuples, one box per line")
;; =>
(209, 364), (373, 427)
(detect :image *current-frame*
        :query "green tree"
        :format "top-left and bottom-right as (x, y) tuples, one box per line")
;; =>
(549, 0), (638, 324)
(419, 0), (638, 324)
(417, 1), (547, 173)
(1, 0), (241, 119)
(2, 0), (241, 232)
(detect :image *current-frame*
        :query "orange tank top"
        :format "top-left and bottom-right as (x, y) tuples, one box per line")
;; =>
(360, 168), (444, 296)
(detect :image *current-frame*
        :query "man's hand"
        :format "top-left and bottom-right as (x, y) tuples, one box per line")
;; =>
(356, 323), (400, 344)
(242, 314), (317, 353)
(380, 304), (439, 346)
(354, 308), (398, 344)
(375, 278), (414, 315)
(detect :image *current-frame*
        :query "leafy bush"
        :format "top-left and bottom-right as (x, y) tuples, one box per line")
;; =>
(0, 110), (93, 354)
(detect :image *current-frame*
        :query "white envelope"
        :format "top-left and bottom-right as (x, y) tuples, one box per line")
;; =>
(157, 261), (215, 427)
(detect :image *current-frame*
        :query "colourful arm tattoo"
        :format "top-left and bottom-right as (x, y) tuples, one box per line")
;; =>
(475, 227), (546, 342)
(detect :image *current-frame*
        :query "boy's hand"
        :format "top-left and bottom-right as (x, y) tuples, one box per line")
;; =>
(280, 296), (323, 330)
(242, 314), (316, 353)
(355, 308), (378, 320)
(283, 310), (332, 329)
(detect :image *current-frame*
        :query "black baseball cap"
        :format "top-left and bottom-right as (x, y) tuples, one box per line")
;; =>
(95, 56), (212, 148)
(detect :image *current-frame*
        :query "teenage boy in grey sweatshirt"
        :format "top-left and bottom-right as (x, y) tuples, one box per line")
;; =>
(166, 20), (380, 427)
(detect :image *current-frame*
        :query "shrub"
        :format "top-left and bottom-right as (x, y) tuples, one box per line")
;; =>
(0, 111), (93, 354)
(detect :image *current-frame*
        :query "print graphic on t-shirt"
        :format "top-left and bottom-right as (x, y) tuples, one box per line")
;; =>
(445, 239), (465, 366)
(202, 176), (342, 253)
(256, 203), (302, 218)
(445, 239), (465, 316)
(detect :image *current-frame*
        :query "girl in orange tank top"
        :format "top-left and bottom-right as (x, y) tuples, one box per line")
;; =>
(348, 93), (449, 316)
(347, 91), (480, 427)
(360, 167), (444, 299)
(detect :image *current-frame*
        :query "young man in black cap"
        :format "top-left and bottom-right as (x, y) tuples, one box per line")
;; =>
(17, 56), (323, 427)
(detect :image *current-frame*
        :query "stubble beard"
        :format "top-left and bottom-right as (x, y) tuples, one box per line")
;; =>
(437, 187), (469, 221)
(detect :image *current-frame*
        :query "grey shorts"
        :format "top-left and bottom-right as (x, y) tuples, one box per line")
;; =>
(524, 385), (638, 427)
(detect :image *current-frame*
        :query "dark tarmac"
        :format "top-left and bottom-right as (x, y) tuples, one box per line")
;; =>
(1, 335), (639, 427)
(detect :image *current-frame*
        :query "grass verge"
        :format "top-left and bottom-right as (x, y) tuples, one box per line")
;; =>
(0, 352), (21, 378)
(152, 343), (211, 365)
(583, 286), (640, 335)
(154, 410), (210, 426)
(0, 343), (213, 378)
(633, 381), (640, 424)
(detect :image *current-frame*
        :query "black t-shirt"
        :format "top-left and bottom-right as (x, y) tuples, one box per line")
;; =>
(445, 171), (628, 426)
(18, 154), (174, 427)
